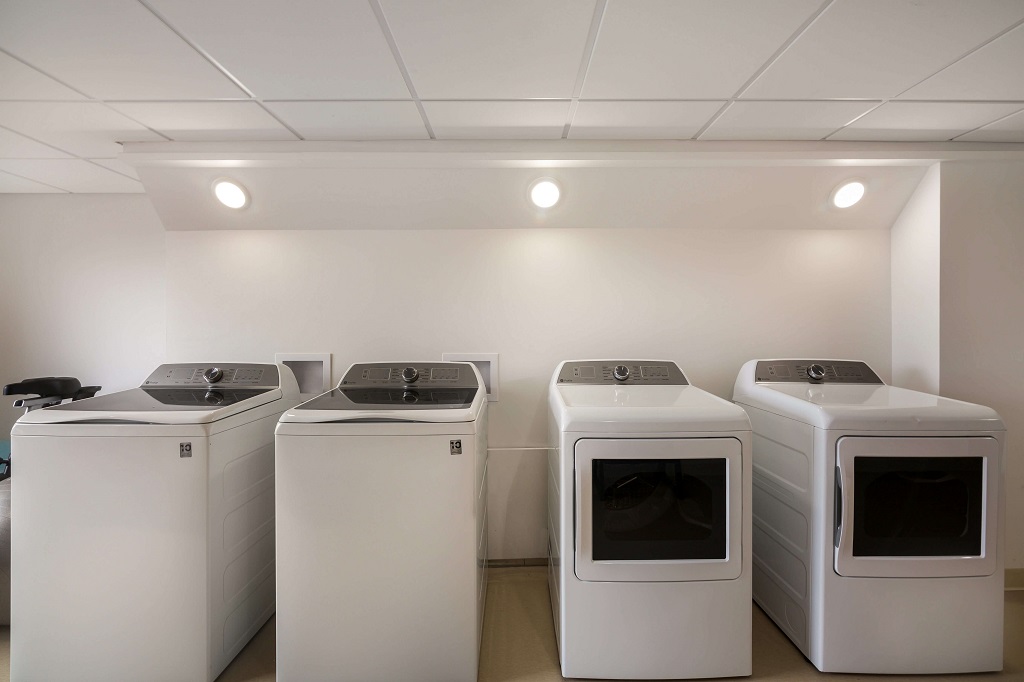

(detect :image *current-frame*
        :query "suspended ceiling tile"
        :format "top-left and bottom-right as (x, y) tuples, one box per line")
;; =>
(0, 102), (165, 157)
(582, 0), (821, 99)
(0, 51), (85, 100)
(0, 169), (66, 193)
(957, 108), (1024, 142)
(0, 159), (144, 192)
(701, 100), (881, 140)
(262, 101), (428, 140)
(0, 126), (73, 158)
(91, 158), (141, 181)
(569, 100), (724, 139)
(379, 0), (596, 99)
(145, 0), (410, 100)
(0, 0), (246, 99)
(830, 101), (1024, 141)
(423, 101), (570, 139)
(745, 0), (1024, 99)
(901, 23), (1024, 100)
(106, 102), (297, 141)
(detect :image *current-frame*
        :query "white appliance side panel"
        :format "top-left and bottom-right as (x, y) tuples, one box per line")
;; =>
(207, 412), (280, 680)
(738, 403), (816, 657)
(12, 434), (208, 682)
(275, 433), (479, 682)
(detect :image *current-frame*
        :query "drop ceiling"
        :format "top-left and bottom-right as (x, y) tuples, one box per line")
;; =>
(1, 0), (1024, 193)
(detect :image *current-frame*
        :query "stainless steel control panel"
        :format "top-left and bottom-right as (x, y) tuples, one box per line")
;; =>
(142, 363), (279, 388)
(339, 362), (478, 388)
(555, 361), (689, 385)
(754, 360), (883, 384)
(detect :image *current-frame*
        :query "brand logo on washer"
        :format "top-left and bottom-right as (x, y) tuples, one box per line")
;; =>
(180, 442), (192, 458)
(450, 439), (462, 455)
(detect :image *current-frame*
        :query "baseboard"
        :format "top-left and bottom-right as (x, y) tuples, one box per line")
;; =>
(1007, 568), (1024, 591)
(487, 558), (548, 568)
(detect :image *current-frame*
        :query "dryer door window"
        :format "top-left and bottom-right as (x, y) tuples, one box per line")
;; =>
(574, 437), (742, 583)
(834, 436), (999, 578)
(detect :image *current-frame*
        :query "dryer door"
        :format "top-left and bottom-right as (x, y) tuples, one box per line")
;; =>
(834, 436), (999, 578)
(574, 437), (742, 582)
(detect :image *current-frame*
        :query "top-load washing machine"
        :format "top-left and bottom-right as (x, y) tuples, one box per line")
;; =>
(548, 360), (752, 680)
(275, 361), (488, 682)
(11, 362), (300, 682)
(733, 359), (1005, 674)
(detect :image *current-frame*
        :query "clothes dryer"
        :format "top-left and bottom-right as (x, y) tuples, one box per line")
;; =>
(548, 360), (752, 680)
(11, 363), (300, 682)
(733, 359), (1005, 674)
(275, 361), (487, 682)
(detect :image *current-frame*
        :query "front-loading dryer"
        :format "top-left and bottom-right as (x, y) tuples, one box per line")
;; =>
(733, 359), (1005, 674)
(275, 361), (488, 682)
(11, 362), (300, 682)
(548, 360), (752, 680)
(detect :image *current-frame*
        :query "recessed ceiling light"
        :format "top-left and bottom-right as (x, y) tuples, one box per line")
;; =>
(529, 178), (561, 208)
(831, 180), (865, 209)
(212, 178), (249, 209)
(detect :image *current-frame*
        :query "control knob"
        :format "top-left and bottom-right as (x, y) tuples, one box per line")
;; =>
(612, 365), (630, 381)
(401, 366), (419, 383)
(807, 363), (827, 381)
(203, 367), (224, 384)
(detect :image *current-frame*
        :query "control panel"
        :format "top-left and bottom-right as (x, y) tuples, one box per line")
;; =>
(754, 360), (883, 384)
(555, 361), (689, 385)
(339, 362), (479, 388)
(142, 363), (279, 389)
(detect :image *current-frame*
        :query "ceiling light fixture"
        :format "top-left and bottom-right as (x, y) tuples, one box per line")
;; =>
(830, 180), (865, 209)
(212, 178), (250, 209)
(529, 178), (561, 208)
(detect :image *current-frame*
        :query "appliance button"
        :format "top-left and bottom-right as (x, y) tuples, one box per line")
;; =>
(203, 367), (224, 383)
(612, 365), (630, 381)
(401, 367), (420, 383)
(807, 364), (827, 381)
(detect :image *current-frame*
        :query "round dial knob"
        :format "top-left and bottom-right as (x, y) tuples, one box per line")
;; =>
(202, 367), (224, 383)
(612, 365), (630, 381)
(401, 366), (419, 383)
(807, 363), (827, 381)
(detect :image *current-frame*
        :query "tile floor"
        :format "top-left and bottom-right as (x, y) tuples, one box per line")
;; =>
(1, 566), (1021, 681)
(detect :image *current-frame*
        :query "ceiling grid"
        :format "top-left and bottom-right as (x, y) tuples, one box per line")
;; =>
(0, 0), (1022, 192)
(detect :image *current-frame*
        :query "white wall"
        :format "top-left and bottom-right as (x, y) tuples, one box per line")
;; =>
(891, 164), (941, 393)
(164, 227), (893, 558)
(0, 195), (166, 437)
(939, 160), (1024, 570)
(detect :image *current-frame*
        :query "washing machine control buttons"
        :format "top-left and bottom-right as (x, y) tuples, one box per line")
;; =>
(203, 367), (224, 383)
(612, 365), (630, 381)
(806, 364), (827, 381)
(401, 367), (420, 383)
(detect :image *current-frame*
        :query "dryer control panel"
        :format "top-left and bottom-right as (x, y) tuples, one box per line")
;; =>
(555, 361), (689, 385)
(339, 362), (479, 388)
(142, 363), (280, 388)
(754, 360), (883, 384)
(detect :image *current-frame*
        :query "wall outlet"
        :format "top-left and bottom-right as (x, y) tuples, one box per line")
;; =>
(442, 353), (499, 402)
(275, 353), (332, 395)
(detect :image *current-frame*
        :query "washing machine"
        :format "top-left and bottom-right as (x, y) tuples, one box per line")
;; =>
(548, 360), (752, 680)
(275, 361), (488, 682)
(10, 362), (300, 682)
(732, 359), (1005, 674)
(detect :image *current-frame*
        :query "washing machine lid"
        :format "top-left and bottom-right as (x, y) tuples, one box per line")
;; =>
(280, 361), (484, 424)
(732, 359), (1004, 431)
(17, 363), (287, 425)
(549, 360), (750, 433)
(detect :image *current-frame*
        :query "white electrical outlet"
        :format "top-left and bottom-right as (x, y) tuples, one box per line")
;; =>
(442, 353), (499, 402)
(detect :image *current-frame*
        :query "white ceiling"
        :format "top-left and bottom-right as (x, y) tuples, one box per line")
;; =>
(1, 0), (1024, 193)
